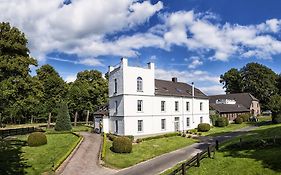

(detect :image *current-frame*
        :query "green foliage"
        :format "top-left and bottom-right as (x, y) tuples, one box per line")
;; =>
(220, 63), (279, 110)
(239, 113), (251, 122)
(210, 114), (220, 125)
(101, 132), (107, 160)
(107, 133), (118, 141)
(27, 132), (47, 147)
(197, 123), (211, 132)
(215, 117), (229, 127)
(272, 113), (281, 124)
(112, 137), (132, 153)
(234, 117), (243, 124)
(220, 68), (242, 93)
(140, 132), (181, 142)
(55, 102), (72, 131)
(268, 95), (281, 115)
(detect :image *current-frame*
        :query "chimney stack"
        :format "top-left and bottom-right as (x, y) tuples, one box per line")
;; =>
(192, 82), (195, 97)
(172, 77), (177, 82)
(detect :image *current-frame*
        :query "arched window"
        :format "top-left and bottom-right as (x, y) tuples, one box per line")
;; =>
(137, 77), (143, 92)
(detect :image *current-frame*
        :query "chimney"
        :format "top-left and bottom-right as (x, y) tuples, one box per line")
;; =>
(108, 66), (114, 73)
(192, 82), (195, 97)
(172, 77), (177, 82)
(147, 62), (154, 70)
(120, 57), (128, 67)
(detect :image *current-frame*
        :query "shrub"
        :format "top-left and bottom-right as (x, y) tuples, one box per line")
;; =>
(55, 102), (72, 131)
(182, 133), (186, 137)
(187, 134), (192, 138)
(234, 116), (243, 124)
(197, 123), (211, 132)
(101, 133), (106, 160)
(125, 135), (134, 142)
(210, 114), (220, 125)
(136, 138), (142, 143)
(215, 117), (229, 127)
(112, 137), (132, 153)
(272, 113), (281, 124)
(198, 133), (202, 136)
(27, 132), (47, 147)
(107, 133), (118, 141)
(239, 113), (251, 122)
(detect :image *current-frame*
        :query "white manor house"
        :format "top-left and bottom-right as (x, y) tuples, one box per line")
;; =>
(101, 58), (210, 137)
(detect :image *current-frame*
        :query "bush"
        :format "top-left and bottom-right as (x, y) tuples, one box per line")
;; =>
(101, 133), (106, 160)
(210, 114), (220, 125)
(234, 117), (243, 124)
(197, 123), (211, 132)
(239, 113), (250, 122)
(215, 117), (229, 127)
(27, 132), (47, 147)
(107, 133), (118, 141)
(55, 102), (72, 131)
(141, 132), (180, 141)
(136, 138), (142, 143)
(125, 135), (134, 142)
(112, 137), (132, 153)
(181, 133), (186, 137)
(272, 113), (281, 124)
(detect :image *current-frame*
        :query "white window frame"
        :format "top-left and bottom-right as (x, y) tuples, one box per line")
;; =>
(138, 120), (143, 132)
(200, 102), (203, 111)
(161, 119), (166, 130)
(175, 101), (179, 111)
(137, 100), (143, 112)
(137, 77), (143, 92)
(186, 117), (190, 127)
(186, 102), (190, 111)
(161, 101), (165, 112)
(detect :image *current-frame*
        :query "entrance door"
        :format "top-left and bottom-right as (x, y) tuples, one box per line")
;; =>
(174, 117), (180, 131)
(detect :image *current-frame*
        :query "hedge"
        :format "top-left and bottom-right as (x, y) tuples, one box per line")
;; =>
(239, 113), (251, 122)
(101, 132), (106, 160)
(27, 132), (47, 147)
(234, 117), (243, 124)
(215, 117), (229, 127)
(112, 137), (132, 153)
(272, 113), (281, 124)
(197, 123), (211, 132)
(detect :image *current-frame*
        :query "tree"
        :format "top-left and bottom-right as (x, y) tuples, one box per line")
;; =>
(68, 70), (108, 123)
(220, 68), (242, 93)
(54, 102), (72, 131)
(277, 74), (281, 95)
(240, 63), (278, 109)
(36, 64), (67, 125)
(0, 22), (38, 123)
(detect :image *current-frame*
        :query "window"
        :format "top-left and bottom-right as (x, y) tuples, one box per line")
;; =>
(138, 120), (143, 132)
(114, 79), (117, 93)
(186, 118), (190, 127)
(137, 77), (143, 92)
(186, 102), (190, 111)
(200, 117), (203, 123)
(175, 101), (179, 111)
(161, 101), (165, 112)
(115, 120), (118, 133)
(161, 119), (166, 130)
(115, 101), (118, 113)
(137, 100), (143, 112)
(200, 102), (203, 111)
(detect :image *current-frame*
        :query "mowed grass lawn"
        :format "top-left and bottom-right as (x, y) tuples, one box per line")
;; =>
(105, 136), (197, 168)
(18, 133), (80, 174)
(162, 121), (281, 175)
(201, 122), (251, 136)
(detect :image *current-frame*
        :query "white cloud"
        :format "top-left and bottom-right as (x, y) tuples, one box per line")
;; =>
(65, 74), (76, 83)
(198, 85), (225, 95)
(48, 57), (104, 67)
(0, 0), (163, 61)
(187, 56), (203, 69)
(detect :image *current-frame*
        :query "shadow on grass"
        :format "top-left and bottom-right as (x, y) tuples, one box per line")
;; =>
(0, 139), (30, 175)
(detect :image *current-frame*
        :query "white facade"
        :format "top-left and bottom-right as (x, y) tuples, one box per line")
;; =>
(106, 58), (210, 137)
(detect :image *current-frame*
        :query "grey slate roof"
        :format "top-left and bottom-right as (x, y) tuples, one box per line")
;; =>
(210, 103), (249, 113)
(154, 79), (208, 99)
(209, 93), (258, 109)
(93, 103), (109, 116)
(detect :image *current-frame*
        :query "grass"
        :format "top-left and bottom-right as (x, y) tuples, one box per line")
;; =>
(43, 125), (92, 133)
(161, 117), (281, 175)
(18, 133), (80, 174)
(104, 136), (197, 168)
(201, 122), (251, 136)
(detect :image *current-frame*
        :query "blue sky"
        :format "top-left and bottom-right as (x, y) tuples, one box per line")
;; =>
(1, 0), (281, 94)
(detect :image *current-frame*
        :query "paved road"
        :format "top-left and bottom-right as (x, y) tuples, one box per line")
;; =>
(115, 126), (257, 175)
(60, 132), (116, 175)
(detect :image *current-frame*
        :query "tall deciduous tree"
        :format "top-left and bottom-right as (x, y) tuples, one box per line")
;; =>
(220, 68), (242, 93)
(0, 22), (39, 123)
(36, 64), (67, 123)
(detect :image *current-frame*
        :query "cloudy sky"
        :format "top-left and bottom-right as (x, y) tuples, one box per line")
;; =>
(1, 0), (281, 95)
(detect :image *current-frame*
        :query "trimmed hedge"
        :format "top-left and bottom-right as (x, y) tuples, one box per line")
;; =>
(234, 117), (243, 124)
(272, 113), (281, 124)
(112, 137), (132, 153)
(55, 102), (72, 131)
(136, 132), (181, 143)
(215, 117), (229, 127)
(107, 133), (134, 142)
(27, 132), (47, 147)
(239, 113), (251, 122)
(101, 132), (106, 160)
(197, 123), (211, 132)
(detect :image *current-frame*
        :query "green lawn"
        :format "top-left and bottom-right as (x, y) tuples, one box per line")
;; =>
(201, 123), (251, 136)
(161, 121), (281, 175)
(104, 136), (197, 168)
(18, 133), (80, 174)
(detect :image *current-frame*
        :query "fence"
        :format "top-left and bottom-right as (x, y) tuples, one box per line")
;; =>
(0, 127), (41, 139)
(169, 140), (219, 175)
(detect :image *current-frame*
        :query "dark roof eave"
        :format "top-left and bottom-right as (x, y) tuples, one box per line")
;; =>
(155, 93), (209, 99)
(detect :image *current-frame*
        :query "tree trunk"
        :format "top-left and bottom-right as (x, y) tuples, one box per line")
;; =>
(47, 113), (51, 128)
(74, 111), (78, 127)
(86, 110), (89, 125)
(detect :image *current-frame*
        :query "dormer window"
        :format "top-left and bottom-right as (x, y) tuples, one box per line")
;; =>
(137, 77), (143, 92)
